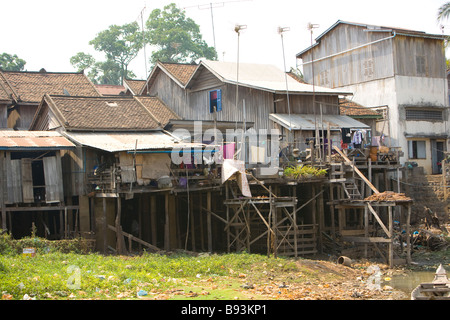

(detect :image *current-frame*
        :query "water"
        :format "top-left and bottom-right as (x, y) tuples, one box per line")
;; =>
(389, 271), (435, 294)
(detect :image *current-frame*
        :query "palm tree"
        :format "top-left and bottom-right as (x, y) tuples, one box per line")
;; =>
(438, 2), (450, 22)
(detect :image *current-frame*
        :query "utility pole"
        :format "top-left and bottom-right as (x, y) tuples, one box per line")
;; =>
(307, 22), (320, 163)
(278, 26), (292, 146)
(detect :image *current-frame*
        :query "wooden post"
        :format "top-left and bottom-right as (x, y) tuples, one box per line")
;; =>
(64, 207), (68, 239)
(388, 205), (393, 268)
(150, 196), (157, 246)
(115, 196), (126, 255)
(190, 194), (196, 251)
(368, 158), (372, 197)
(164, 192), (170, 251)
(312, 185), (317, 253)
(318, 186), (324, 253)
(327, 123), (331, 163)
(138, 195), (142, 252)
(406, 203), (412, 265)
(329, 184), (336, 245)
(103, 198), (107, 254)
(364, 204), (369, 258)
(207, 191), (212, 253)
(1, 207), (6, 232)
(59, 209), (63, 239)
(293, 186), (298, 258)
(225, 183), (230, 253)
(198, 194), (204, 251)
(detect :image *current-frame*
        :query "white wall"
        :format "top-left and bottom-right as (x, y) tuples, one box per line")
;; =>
(336, 75), (449, 173)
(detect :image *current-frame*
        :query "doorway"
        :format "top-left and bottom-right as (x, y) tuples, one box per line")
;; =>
(431, 139), (445, 174)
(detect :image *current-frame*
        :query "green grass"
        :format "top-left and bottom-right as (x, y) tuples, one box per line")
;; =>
(0, 251), (299, 300)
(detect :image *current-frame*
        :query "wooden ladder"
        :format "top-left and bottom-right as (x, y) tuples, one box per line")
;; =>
(342, 178), (363, 200)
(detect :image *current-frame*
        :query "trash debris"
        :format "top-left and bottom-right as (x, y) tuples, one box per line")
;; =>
(137, 290), (148, 297)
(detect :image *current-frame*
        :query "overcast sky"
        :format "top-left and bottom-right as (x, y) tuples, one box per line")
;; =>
(1, 0), (448, 80)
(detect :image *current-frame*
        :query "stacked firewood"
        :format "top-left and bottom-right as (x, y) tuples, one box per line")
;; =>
(364, 191), (412, 202)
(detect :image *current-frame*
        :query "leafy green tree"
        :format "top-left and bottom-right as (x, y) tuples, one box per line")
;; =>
(0, 53), (26, 71)
(146, 3), (217, 64)
(89, 22), (144, 84)
(70, 52), (136, 85)
(438, 2), (450, 22)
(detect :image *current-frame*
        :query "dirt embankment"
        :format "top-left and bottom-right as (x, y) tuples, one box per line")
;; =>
(238, 258), (410, 300)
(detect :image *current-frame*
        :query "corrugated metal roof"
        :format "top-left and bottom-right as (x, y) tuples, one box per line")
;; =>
(63, 131), (204, 152)
(269, 113), (370, 131)
(197, 60), (352, 95)
(297, 20), (447, 57)
(0, 130), (75, 150)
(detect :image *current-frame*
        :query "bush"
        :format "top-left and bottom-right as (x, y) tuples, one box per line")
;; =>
(0, 230), (14, 255)
(283, 165), (328, 179)
(0, 232), (94, 256)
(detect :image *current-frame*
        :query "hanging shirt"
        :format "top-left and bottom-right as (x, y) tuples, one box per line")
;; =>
(352, 130), (362, 145)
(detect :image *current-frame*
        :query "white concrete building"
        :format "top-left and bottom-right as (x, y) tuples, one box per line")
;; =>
(297, 20), (449, 174)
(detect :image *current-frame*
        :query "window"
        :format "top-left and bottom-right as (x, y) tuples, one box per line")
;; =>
(406, 109), (443, 121)
(363, 59), (374, 80)
(319, 70), (329, 86)
(416, 55), (426, 75)
(408, 140), (426, 159)
(209, 89), (222, 113)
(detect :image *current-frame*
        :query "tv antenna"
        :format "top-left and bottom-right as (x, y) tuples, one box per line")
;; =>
(183, 0), (252, 52)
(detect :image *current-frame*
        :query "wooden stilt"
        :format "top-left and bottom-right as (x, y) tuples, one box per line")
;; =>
(406, 203), (412, 265)
(150, 196), (157, 246)
(190, 194), (196, 251)
(164, 192), (170, 251)
(364, 204), (369, 258)
(207, 191), (212, 253)
(388, 205), (393, 268)
(293, 186), (298, 258)
(115, 196), (126, 255)
(103, 198), (107, 254)
(1, 207), (6, 232)
(318, 186), (324, 253)
(225, 183), (230, 253)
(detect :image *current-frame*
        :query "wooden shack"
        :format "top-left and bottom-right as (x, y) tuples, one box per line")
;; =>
(0, 130), (76, 239)
(0, 69), (101, 130)
(297, 20), (449, 174)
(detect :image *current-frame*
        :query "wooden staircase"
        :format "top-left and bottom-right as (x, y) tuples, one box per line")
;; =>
(342, 179), (363, 200)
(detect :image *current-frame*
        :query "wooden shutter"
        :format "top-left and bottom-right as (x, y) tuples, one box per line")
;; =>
(21, 158), (34, 203)
(43, 156), (63, 203)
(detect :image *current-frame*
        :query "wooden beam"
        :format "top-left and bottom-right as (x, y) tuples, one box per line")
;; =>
(367, 203), (391, 237)
(295, 189), (324, 214)
(3, 205), (80, 212)
(108, 224), (160, 252)
(342, 236), (392, 243)
(333, 146), (379, 194)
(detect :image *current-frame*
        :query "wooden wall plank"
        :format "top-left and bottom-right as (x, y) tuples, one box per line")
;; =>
(21, 158), (34, 203)
(43, 156), (61, 203)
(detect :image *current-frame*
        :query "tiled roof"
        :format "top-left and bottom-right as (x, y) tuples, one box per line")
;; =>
(44, 95), (161, 130)
(339, 98), (382, 117)
(124, 79), (146, 95)
(0, 70), (101, 103)
(159, 62), (198, 86)
(134, 96), (180, 126)
(0, 82), (10, 101)
(95, 84), (125, 96)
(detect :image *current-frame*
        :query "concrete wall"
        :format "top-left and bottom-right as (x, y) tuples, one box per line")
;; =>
(336, 75), (449, 173)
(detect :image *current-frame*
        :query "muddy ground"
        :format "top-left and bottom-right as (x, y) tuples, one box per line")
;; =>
(235, 249), (449, 300)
